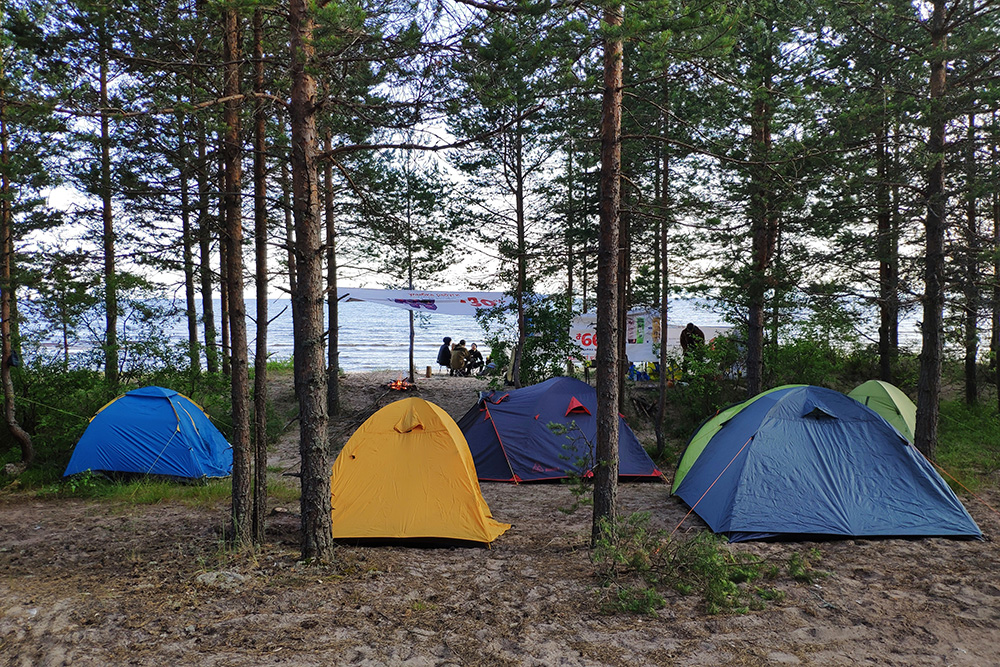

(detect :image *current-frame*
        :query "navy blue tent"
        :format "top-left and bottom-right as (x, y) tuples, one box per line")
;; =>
(457, 377), (661, 482)
(64, 387), (232, 479)
(673, 385), (982, 541)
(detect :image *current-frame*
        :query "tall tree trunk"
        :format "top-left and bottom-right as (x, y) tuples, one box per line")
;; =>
(100, 37), (118, 389)
(992, 113), (1000, 415)
(582, 241), (590, 384)
(179, 119), (199, 377)
(218, 142), (231, 378)
(655, 80), (670, 458)
(223, 5), (251, 546)
(745, 33), (777, 398)
(876, 82), (895, 382)
(251, 5), (269, 544)
(617, 202), (630, 408)
(405, 161), (416, 383)
(197, 124), (219, 374)
(0, 69), (32, 467)
(964, 113), (978, 405)
(914, 0), (948, 460)
(593, 2), (623, 547)
(890, 120), (901, 354)
(324, 131), (340, 414)
(513, 121), (526, 389)
(565, 141), (575, 376)
(289, 0), (333, 561)
(281, 160), (298, 295)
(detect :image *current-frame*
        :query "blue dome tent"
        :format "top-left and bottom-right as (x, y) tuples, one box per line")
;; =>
(64, 387), (232, 480)
(457, 376), (661, 482)
(673, 385), (981, 541)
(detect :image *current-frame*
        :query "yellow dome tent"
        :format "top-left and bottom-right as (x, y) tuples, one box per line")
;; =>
(330, 397), (511, 544)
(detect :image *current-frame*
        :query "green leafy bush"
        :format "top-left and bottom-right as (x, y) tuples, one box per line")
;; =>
(591, 513), (787, 616)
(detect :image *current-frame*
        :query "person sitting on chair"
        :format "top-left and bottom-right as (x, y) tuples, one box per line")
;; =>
(465, 343), (484, 375)
(437, 337), (453, 374)
(450, 340), (469, 377)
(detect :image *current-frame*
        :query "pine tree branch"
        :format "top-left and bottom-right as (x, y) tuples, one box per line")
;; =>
(28, 92), (287, 119)
(318, 104), (544, 160)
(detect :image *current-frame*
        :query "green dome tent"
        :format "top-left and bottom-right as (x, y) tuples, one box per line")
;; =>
(848, 380), (917, 443)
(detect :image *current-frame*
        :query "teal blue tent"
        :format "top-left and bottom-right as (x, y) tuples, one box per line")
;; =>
(64, 387), (232, 479)
(673, 385), (981, 541)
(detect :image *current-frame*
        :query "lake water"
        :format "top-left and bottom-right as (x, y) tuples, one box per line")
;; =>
(158, 297), (728, 374)
(39, 295), (916, 374)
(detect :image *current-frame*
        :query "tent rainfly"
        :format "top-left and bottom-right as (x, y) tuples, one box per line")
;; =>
(64, 386), (232, 479)
(330, 397), (510, 544)
(848, 380), (917, 443)
(672, 385), (982, 542)
(457, 376), (661, 482)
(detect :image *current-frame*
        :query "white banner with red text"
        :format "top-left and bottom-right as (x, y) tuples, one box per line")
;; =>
(337, 288), (509, 316)
(570, 310), (731, 363)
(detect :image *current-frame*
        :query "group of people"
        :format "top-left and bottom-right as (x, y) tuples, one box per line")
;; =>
(436, 337), (486, 376)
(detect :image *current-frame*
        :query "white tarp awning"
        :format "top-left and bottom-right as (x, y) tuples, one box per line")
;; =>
(337, 288), (509, 316)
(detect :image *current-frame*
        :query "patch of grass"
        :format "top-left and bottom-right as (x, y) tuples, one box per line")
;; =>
(787, 548), (827, 584)
(40, 473), (301, 508)
(268, 478), (301, 503)
(38, 474), (233, 507)
(265, 356), (295, 372)
(591, 513), (790, 616)
(937, 400), (1000, 492)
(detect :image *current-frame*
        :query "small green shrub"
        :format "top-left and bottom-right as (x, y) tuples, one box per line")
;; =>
(591, 513), (786, 616)
(787, 548), (827, 583)
(549, 420), (595, 513)
(266, 356), (295, 372)
(39, 469), (106, 498)
(764, 337), (844, 389)
(602, 585), (665, 616)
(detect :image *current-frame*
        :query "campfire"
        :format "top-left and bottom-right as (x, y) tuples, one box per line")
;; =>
(387, 375), (415, 391)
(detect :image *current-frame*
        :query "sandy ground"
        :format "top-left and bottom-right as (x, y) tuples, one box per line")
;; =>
(2, 371), (1000, 666)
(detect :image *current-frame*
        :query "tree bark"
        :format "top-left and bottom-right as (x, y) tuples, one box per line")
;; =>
(655, 80), (670, 458)
(100, 35), (119, 389)
(565, 141), (575, 377)
(222, 5), (251, 546)
(197, 124), (219, 374)
(179, 118), (199, 377)
(617, 201), (630, 408)
(280, 160), (298, 295)
(405, 159), (416, 383)
(513, 120), (526, 389)
(592, 2), (623, 547)
(992, 113), (1000, 415)
(745, 29), (777, 398)
(324, 131), (340, 414)
(0, 71), (32, 467)
(914, 0), (948, 460)
(218, 140), (231, 379)
(251, 5), (269, 544)
(876, 81), (897, 383)
(289, 0), (333, 561)
(964, 113), (978, 405)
